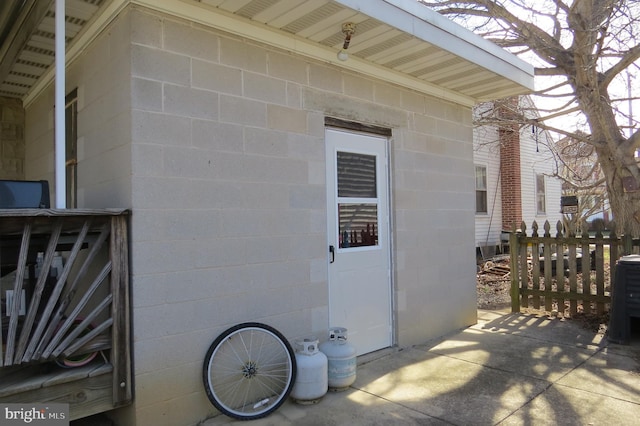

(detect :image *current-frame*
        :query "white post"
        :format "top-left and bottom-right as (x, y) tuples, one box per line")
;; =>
(55, 0), (66, 208)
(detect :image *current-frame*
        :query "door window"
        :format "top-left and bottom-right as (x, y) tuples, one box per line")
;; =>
(337, 152), (378, 248)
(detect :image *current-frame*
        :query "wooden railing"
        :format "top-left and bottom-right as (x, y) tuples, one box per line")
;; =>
(509, 220), (639, 316)
(0, 209), (131, 419)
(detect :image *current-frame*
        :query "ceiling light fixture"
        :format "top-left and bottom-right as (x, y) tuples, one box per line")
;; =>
(337, 22), (356, 61)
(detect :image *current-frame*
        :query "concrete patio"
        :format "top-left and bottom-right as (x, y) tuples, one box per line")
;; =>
(202, 309), (640, 426)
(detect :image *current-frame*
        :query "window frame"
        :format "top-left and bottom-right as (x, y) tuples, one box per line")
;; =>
(475, 164), (488, 214)
(65, 89), (78, 208)
(536, 173), (546, 214)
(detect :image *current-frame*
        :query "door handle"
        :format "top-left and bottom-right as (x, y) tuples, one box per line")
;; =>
(329, 245), (335, 263)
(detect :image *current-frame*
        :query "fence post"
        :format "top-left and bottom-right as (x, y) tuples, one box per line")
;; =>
(510, 224), (521, 313)
(623, 233), (633, 256)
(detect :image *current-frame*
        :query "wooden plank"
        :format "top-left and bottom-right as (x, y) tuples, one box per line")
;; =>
(531, 222), (540, 309)
(595, 241), (605, 314)
(542, 222), (553, 311)
(511, 221), (640, 315)
(509, 227), (520, 312)
(520, 288), (610, 303)
(580, 228), (591, 314)
(0, 362), (111, 396)
(61, 318), (113, 358)
(0, 208), (129, 218)
(43, 363), (112, 388)
(1, 210), (130, 420)
(35, 223), (110, 360)
(609, 232), (619, 299)
(14, 220), (63, 363)
(41, 262), (111, 360)
(555, 222), (565, 314)
(4, 220), (33, 366)
(0, 371), (114, 421)
(53, 295), (112, 357)
(568, 243), (578, 315)
(0, 365), (50, 397)
(519, 227), (528, 309)
(111, 215), (132, 405)
(23, 219), (92, 362)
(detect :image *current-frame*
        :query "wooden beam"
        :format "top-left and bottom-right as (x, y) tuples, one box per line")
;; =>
(0, 0), (54, 90)
(111, 215), (132, 405)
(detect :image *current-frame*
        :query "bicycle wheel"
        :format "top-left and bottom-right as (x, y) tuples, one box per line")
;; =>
(203, 322), (297, 420)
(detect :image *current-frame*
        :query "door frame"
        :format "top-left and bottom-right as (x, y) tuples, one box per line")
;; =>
(325, 120), (395, 354)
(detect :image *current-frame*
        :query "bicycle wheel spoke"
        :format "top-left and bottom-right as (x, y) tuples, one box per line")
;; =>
(203, 323), (296, 420)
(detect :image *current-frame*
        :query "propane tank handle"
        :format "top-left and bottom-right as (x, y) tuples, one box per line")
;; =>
(328, 327), (348, 343)
(296, 338), (319, 355)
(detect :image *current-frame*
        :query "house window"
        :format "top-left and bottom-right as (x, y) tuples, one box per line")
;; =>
(475, 165), (487, 213)
(65, 89), (78, 208)
(536, 174), (546, 214)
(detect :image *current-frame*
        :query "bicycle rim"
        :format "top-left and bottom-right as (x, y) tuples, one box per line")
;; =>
(203, 323), (296, 420)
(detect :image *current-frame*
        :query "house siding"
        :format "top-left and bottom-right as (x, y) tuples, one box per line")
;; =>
(24, 6), (478, 425)
(519, 124), (563, 229)
(473, 98), (563, 255)
(473, 123), (502, 250)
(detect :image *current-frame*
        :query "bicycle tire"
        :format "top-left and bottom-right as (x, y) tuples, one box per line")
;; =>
(202, 322), (297, 420)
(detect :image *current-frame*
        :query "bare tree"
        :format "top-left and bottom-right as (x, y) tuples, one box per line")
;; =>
(421, 0), (640, 234)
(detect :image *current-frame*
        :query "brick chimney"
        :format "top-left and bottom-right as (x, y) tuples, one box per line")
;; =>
(499, 98), (522, 231)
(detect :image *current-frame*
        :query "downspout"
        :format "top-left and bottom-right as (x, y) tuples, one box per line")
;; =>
(55, 0), (66, 208)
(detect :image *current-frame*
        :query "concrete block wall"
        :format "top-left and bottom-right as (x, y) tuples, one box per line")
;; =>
(393, 108), (477, 347)
(124, 8), (325, 425)
(0, 97), (24, 179)
(8, 5), (477, 424)
(122, 6), (477, 425)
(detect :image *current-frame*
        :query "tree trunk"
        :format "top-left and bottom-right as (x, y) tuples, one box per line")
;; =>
(597, 149), (640, 236)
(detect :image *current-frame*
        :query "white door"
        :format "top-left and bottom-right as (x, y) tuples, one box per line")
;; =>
(326, 128), (392, 356)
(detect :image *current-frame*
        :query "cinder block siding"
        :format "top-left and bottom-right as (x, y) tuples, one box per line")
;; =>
(127, 8), (328, 424)
(0, 97), (24, 179)
(25, 5), (478, 425)
(129, 6), (476, 425)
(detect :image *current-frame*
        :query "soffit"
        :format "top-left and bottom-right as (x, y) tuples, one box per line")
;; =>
(0, 0), (534, 104)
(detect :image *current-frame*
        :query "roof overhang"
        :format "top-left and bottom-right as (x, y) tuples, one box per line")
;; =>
(0, 0), (534, 108)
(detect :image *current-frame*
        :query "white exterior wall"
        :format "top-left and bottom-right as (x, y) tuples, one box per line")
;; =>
(519, 124), (563, 232)
(25, 6), (478, 425)
(473, 99), (563, 252)
(473, 123), (502, 250)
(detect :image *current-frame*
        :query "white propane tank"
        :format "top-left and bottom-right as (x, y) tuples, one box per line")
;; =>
(290, 338), (328, 404)
(319, 327), (356, 391)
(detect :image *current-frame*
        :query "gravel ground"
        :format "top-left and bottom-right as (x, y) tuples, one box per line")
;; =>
(476, 256), (512, 310)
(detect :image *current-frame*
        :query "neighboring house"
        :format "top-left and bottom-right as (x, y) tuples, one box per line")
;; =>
(474, 96), (563, 258)
(0, 0), (533, 424)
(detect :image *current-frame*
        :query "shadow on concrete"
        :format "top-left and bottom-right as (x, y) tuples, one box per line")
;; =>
(201, 310), (640, 425)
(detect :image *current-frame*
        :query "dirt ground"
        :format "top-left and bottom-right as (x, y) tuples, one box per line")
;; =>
(476, 255), (610, 334)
